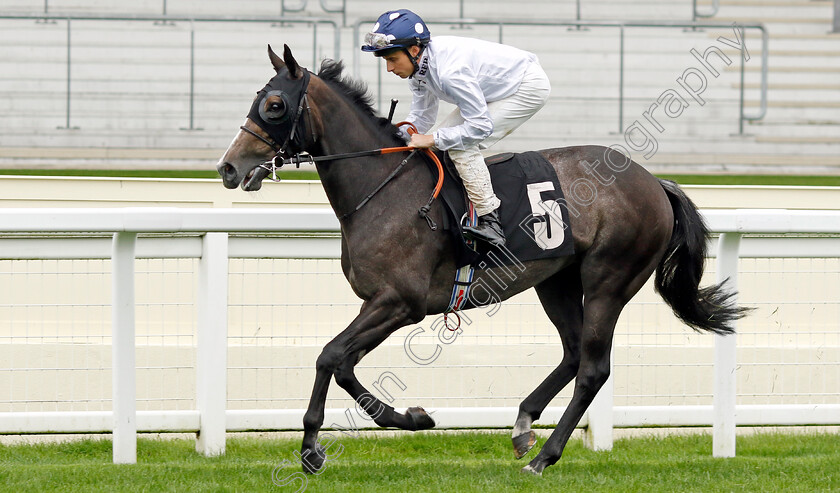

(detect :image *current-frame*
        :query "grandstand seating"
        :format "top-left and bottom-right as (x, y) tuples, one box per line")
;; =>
(0, 0), (838, 173)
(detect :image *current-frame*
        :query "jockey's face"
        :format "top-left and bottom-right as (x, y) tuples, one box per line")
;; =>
(382, 45), (421, 79)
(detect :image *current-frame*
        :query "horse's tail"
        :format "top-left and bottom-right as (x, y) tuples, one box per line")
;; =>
(654, 179), (750, 335)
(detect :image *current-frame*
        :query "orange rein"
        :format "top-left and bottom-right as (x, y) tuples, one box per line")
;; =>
(380, 121), (444, 200)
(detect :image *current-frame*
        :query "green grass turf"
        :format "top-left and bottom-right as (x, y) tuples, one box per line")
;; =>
(0, 431), (837, 492)
(2, 169), (840, 186)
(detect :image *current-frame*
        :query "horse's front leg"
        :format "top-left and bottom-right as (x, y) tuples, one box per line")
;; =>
(300, 288), (429, 474)
(333, 352), (436, 431)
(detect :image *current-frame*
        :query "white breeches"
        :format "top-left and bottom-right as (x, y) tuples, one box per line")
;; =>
(434, 62), (551, 216)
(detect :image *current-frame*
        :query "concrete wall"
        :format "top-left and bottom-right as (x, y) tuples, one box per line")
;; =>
(0, 177), (838, 415)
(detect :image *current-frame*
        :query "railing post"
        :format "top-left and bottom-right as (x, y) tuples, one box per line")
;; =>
(353, 20), (362, 78)
(189, 24), (196, 130)
(713, 232), (741, 457)
(584, 352), (614, 451)
(833, 0), (839, 33)
(738, 27), (746, 135)
(739, 25), (767, 131)
(196, 233), (229, 456)
(618, 25), (625, 134)
(177, 23), (199, 130)
(58, 18), (76, 130)
(312, 22), (318, 69)
(112, 232), (138, 464)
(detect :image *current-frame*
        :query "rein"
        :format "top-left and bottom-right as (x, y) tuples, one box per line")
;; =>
(259, 122), (445, 229)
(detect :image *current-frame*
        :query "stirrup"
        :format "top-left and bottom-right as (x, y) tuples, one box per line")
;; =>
(463, 211), (505, 247)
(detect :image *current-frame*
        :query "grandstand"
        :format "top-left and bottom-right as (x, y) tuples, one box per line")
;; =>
(0, 0), (838, 174)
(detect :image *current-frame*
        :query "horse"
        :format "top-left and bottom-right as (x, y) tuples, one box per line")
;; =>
(217, 45), (748, 476)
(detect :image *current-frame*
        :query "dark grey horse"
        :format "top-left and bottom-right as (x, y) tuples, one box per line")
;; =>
(217, 45), (747, 476)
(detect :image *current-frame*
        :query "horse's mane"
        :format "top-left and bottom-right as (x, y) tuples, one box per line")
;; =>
(316, 59), (400, 138)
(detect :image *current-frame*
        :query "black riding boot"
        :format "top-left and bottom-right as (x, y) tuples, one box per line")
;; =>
(464, 210), (506, 247)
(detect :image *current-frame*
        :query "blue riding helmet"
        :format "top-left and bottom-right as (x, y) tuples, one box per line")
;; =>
(361, 9), (431, 54)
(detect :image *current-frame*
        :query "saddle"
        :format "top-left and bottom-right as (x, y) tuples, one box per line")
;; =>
(427, 150), (575, 269)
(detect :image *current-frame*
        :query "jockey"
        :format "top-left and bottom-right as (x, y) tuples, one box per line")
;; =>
(361, 9), (551, 247)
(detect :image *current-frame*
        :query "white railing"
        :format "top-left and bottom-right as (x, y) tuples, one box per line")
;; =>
(0, 208), (838, 464)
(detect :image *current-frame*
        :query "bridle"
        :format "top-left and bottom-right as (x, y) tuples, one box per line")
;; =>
(241, 68), (444, 229)
(241, 68), (317, 180)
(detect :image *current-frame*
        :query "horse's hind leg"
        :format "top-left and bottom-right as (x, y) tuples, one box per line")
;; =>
(512, 266), (584, 459)
(521, 291), (623, 475)
(522, 237), (666, 475)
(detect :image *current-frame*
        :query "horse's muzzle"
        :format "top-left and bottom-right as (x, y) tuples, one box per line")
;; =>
(218, 162), (240, 189)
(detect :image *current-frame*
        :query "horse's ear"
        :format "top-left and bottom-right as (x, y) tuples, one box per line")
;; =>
(268, 44), (285, 72)
(282, 44), (303, 79)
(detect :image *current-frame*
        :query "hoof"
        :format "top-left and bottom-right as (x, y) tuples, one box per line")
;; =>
(520, 464), (542, 476)
(512, 430), (536, 459)
(300, 443), (326, 475)
(406, 406), (436, 431)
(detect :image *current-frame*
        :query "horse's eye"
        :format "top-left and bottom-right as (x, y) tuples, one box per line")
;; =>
(264, 99), (287, 121)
